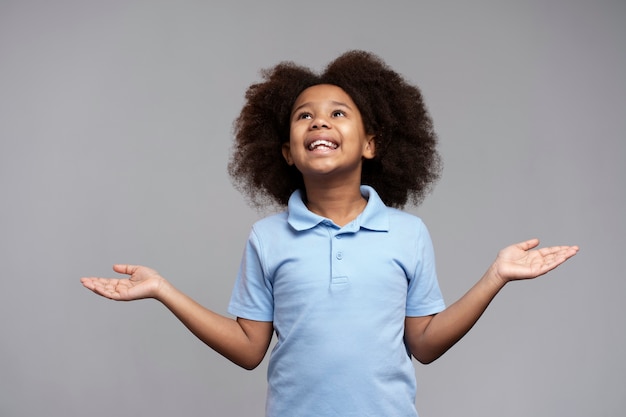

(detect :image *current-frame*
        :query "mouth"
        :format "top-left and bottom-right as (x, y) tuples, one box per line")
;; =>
(307, 139), (339, 151)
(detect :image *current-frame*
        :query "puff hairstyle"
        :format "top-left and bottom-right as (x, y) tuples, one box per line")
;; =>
(228, 50), (441, 209)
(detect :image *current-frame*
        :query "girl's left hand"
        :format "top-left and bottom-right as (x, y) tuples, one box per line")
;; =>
(492, 238), (579, 285)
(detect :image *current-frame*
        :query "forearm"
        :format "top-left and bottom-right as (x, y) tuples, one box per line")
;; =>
(156, 281), (270, 370)
(409, 265), (506, 364)
(407, 239), (579, 364)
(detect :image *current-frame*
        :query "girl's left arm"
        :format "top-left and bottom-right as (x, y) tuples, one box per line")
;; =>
(405, 238), (579, 364)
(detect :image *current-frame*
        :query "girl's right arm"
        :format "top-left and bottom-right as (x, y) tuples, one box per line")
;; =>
(81, 264), (273, 370)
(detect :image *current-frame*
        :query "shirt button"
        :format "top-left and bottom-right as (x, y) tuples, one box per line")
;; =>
(336, 235), (342, 239)
(336, 252), (343, 260)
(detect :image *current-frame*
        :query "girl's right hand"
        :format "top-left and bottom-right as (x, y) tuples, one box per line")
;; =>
(80, 264), (165, 301)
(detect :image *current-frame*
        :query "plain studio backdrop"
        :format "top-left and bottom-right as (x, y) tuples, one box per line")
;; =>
(1, 1), (624, 416)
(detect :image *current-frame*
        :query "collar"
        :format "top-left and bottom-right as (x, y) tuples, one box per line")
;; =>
(287, 185), (389, 233)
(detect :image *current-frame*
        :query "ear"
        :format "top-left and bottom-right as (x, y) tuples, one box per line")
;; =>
(362, 135), (376, 160)
(282, 142), (294, 165)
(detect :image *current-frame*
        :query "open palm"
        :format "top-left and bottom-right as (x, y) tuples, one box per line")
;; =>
(80, 264), (164, 301)
(493, 238), (579, 283)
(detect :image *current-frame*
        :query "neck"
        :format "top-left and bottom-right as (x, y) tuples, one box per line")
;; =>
(303, 180), (366, 227)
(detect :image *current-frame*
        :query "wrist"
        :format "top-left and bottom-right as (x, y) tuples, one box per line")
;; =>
(483, 264), (508, 290)
(153, 276), (173, 302)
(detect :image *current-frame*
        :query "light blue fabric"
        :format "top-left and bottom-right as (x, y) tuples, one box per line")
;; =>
(228, 186), (446, 417)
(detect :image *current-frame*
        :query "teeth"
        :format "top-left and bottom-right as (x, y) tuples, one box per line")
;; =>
(308, 140), (338, 150)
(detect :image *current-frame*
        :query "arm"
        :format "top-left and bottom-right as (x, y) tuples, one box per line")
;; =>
(405, 238), (579, 364)
(81, 264), (273, 370)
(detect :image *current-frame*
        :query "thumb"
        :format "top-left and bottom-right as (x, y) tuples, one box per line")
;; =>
(112, 264), (139, 275)
(516, 238), (540, 251)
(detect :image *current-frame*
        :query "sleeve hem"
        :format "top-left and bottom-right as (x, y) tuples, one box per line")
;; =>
(405, 302), (446, 317)
(228, 305), (273, 322)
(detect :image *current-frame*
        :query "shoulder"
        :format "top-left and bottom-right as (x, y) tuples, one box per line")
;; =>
(383, 207), (434, 252)
(387, 206), (428, 230)
(249, 210), (290, 237)
(252, 209), (288, 226)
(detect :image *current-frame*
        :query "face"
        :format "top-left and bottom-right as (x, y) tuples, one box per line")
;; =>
(283, 84), (375, 182)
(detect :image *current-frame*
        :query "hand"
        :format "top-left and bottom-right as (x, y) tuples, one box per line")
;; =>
(80, 264), (165, 301)
(491, 238), (579, 285)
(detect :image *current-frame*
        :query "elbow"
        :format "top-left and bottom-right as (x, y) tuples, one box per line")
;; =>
(409, 343), (444, 365)
(239, 359), (262, 371)
(231, 353), (266, 371)
(413, 353), (439, 365)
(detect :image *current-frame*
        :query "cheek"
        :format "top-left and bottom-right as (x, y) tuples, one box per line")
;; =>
(288, 125), (308, 148)
(289, 122), (303, 137)
(287, 126), (296, 143)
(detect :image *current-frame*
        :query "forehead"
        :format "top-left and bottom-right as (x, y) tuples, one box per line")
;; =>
(292, 84), (357, 110)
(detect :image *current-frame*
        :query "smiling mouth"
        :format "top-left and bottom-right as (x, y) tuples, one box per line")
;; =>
(307, 139), (338, 151)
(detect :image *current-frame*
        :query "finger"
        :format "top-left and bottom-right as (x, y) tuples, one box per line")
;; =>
(555, 245), (580, 262)
(80, 277), (116, 298)
(80, 277), (96, 290)
(539, 246), (579, 271)
(517, 238), (540, 251)
(80, 276), (109, 287)
(97, 279), (125, 299)
(112, 264), (138, 276)
(538, 245), (579, 258)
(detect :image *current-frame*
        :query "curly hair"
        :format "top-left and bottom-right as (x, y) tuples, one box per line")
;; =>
(228, 50), (441, 209)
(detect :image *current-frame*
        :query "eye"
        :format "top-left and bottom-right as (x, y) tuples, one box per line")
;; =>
(296, 112), (312, 120)
(332, 110), (345, 117)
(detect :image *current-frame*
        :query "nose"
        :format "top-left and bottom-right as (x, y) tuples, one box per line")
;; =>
(310, 115), (330, 129)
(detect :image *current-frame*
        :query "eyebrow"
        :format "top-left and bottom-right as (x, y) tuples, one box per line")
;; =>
(291, 100), (353, 116)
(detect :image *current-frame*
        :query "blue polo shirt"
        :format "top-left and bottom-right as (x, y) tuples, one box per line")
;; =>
(228, 186), (445, 417)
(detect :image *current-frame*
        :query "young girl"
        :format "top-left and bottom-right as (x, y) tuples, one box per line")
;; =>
(81, 50), (578, 417)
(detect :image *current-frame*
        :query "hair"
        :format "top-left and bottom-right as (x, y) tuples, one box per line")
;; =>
(228, 50), (441, 209)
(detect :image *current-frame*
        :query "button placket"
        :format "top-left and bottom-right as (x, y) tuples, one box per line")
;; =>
(334, 232), (345, 261)
(330, 231), (348, 290)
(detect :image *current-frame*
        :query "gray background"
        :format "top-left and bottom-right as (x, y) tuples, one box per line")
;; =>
(1, 0), (624, 416)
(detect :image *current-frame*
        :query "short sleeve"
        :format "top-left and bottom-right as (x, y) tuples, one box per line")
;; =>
(405, 221), (446, 317)
(227, 229), (274, 322)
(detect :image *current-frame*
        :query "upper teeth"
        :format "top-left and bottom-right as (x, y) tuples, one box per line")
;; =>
(308, 140), (338, 150)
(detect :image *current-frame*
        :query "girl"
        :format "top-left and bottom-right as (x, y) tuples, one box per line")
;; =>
(81, 50), (578, 417)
